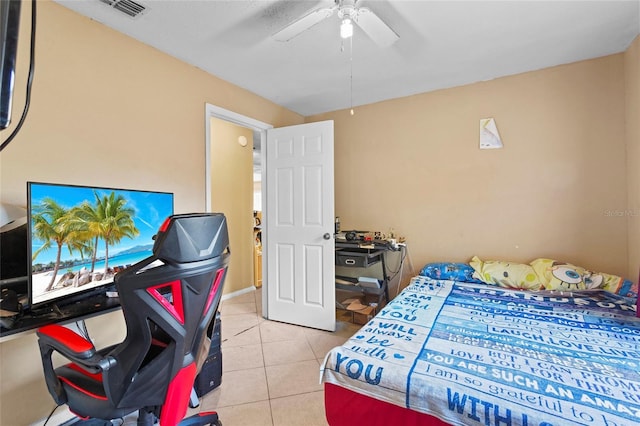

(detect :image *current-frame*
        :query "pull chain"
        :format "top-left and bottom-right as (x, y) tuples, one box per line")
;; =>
(349, 36), (354, 116)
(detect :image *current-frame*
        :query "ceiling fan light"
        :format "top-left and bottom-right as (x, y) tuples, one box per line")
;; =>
(340, 18), (353, 39)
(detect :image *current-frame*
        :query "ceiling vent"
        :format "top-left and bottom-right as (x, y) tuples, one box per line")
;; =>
(98, 0), (147, 18)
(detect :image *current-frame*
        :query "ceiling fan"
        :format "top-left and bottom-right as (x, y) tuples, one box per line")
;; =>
(272, 0), (399, 47)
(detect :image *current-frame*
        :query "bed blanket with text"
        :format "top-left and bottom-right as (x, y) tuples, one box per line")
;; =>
(320, 276), (640, 426)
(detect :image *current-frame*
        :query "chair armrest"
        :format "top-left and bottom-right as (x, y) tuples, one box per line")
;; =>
(37, 324), (96, 359)
(36, 324), (116, 405)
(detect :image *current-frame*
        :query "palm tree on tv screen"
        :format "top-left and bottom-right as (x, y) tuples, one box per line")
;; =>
(71, 196), (111, 274)
(66, 204), (100, 273)
(31, 198), (75, 291)
(90, 191), (139, 272)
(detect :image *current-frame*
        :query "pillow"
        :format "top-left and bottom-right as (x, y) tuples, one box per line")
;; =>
(586, 271), (634, 296)
(431, 256), (636, 297)
(419, 262), (483, 283)
(530, 258), (587, 291)
(530, 258), (635, 295)
(469, 256), (542, 290)
(623, 279), (638, 300)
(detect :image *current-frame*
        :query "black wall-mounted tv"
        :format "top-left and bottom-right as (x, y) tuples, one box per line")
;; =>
(0, 0), (21, 130)
(27, 182), (174, 308)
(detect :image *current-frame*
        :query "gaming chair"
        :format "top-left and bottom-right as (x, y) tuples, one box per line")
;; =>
(36, 213), (230, 426)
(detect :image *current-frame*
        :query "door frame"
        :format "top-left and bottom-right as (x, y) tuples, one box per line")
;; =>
(205, 103), (273, 317)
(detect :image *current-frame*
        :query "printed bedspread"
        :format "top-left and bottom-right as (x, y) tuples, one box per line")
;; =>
(320, 276), (640, 426)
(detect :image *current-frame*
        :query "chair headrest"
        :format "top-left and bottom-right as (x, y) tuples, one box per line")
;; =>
(152, 213), (229, 263)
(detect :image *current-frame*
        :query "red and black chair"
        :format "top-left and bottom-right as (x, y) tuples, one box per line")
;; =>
(37, 213), (230, 426)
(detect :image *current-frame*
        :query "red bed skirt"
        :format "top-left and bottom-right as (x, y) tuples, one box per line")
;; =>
(324, 383), (450, 426)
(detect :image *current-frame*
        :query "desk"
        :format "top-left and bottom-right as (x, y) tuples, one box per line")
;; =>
(0, 285), (121, 342)
(335, 239), (396, 316)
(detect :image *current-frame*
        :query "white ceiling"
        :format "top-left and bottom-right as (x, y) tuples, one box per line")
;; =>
(54, 0), (640, 117)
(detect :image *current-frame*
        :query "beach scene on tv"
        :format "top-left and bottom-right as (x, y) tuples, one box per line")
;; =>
(29, 183), (173, 306)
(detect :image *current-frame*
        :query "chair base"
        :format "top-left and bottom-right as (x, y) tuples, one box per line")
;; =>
(179, 411), (221, 426)
(137, 408), (156, 426)
(59, 418), (116, 426)
(59, 410), (220, 426)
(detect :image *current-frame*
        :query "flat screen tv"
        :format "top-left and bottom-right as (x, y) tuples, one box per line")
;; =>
(0, 0), (21, 130)
(27, 182), (174, 308)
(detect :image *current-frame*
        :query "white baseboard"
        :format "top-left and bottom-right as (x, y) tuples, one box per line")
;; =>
(221, 285), (256, 302)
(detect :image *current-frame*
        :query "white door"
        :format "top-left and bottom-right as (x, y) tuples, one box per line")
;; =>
(265, 120), (335, 331)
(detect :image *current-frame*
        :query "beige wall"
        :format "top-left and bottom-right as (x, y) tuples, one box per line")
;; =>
(1, 2), (638, 425)
(309, 53), (630, 281)
(625, 35), (640, 281)
(0, 2), (302, 424)
(0, 1), (302, 208)
(210, 118), (254, 294)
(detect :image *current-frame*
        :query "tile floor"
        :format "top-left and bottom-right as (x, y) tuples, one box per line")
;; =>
(190, 288), (361, 426)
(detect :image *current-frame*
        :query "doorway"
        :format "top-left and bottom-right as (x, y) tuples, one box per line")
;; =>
(253, 134), (263, 288)
(205, 104), (272, 316)
(205, 105), (336, 330)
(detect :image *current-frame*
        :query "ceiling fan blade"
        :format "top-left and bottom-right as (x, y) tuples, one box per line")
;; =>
(355, 7), (399, 47)
(272, 6), (337, 42)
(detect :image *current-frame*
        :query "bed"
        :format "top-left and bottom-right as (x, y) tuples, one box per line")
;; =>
(321, 275), (640, 426)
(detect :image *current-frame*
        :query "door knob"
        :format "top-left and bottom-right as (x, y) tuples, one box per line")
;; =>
(323, 233), (331, 240)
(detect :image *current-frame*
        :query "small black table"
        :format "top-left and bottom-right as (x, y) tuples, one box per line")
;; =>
(335, 239), (396, 309)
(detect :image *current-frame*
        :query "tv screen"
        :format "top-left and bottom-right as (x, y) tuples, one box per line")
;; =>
(27, 182), (174, 307)
(0, 0), (21, 130)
